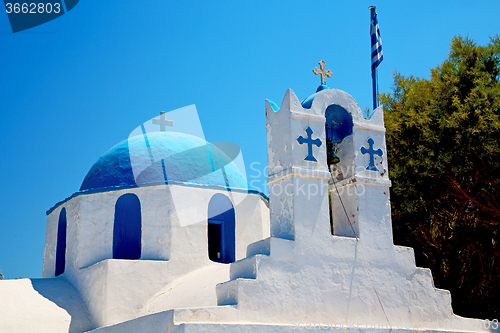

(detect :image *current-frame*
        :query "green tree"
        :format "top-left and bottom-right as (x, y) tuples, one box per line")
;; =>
(380, 36), (500, 319)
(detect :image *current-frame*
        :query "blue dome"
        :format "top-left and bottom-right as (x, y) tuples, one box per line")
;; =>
(80, 132), (249, 192)
(301, 84), (330, 109)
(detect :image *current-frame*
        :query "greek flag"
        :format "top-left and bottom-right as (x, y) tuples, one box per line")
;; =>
(370, 9), (383, 72)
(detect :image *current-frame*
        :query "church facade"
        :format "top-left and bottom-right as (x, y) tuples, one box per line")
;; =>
(0, 62), (491, 332)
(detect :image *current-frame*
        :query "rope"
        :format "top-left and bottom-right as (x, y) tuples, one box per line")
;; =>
(331, 168), (393, 330)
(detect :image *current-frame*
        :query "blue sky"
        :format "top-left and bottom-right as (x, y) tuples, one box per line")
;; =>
(0, 0), (499, 279)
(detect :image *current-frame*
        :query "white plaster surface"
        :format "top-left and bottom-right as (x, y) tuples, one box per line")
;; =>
(0, 278), (93, 332)
(266, 89), (331, 244)
(140, 263), (230, 316)
(42, 183), (269, 328)
(44, 186), (269, 279)
(88, 308), (495, 333)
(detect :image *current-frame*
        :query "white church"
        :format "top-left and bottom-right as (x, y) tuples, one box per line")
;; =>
(0, 61), (492, 332)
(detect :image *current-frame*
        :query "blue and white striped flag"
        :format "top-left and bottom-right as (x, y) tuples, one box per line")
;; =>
(370, 9), (383, 72)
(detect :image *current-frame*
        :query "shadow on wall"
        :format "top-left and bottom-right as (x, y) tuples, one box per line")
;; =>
(31, 278), (94, 332)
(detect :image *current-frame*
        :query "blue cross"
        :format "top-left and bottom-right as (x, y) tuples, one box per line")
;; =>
(360, 138), (383, 171)
(297, 127), (322, 162)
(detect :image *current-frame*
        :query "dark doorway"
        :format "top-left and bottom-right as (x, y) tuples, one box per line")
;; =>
(207, 194), (235, 263)
(208, 219), (223, 261)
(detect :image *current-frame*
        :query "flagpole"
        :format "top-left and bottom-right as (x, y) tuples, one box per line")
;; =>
(372, 65), (378, 110)
(369, 6), (377, 110)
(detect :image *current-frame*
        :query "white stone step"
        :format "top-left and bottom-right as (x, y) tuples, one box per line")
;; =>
(216, 279), (238, 306)
(229, 255), (264, 280)
(246, 237), (295, 261)
(246, 238), (271, 256)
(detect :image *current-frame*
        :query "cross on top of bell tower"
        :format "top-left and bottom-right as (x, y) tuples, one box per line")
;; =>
(312, 60), (332, 85)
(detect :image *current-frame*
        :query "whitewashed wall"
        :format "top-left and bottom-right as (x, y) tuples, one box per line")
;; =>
(43, 184), (269, 327)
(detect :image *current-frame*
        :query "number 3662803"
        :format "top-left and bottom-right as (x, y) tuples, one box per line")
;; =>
(5, 3), (61, 14)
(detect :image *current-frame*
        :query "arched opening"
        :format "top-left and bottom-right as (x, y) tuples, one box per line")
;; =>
(207, 193), (235, 263)
(325, 104), (353, 165)
(55, 208), (67, 276)
(325, 104), (354, 234)
(113, 193), (141, 259)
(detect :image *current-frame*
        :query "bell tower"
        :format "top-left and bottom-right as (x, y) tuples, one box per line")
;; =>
(266, 59), (393, 253)
(215, 61), (468, 329)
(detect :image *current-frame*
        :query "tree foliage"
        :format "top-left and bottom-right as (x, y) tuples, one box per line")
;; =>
(380, 36), (500, 319)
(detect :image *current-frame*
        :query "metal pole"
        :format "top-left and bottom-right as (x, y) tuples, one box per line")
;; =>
(372, 68), (377, 110)
(369, 6), (377, 110)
